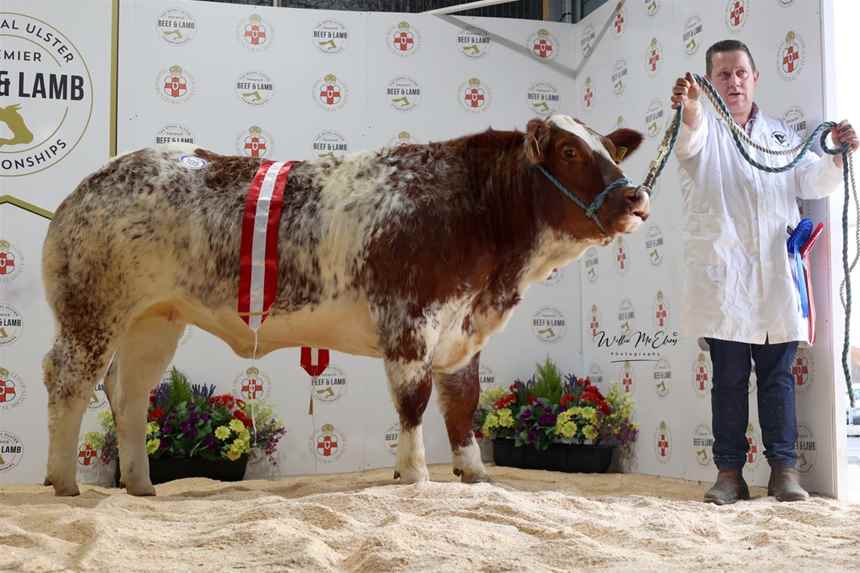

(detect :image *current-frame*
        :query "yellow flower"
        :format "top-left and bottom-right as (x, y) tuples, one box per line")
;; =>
(239, 429), (251, 444)
(225, 447), (242, 461)
(482, 412), (499, 436)
(231, 438), (249, 454)
(215, 425), (231, 440)
(228, 418), (246, 434)
(497, 408), (515, 428)
(146, 422), (159, 436)
(146, 438), (160, 455)
(583, 425), (598, 441)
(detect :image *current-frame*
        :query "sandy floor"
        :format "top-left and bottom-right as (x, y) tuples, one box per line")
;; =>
(1, 465), (858, 572)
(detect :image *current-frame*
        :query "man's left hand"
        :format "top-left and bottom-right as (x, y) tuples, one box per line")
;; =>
(832, 120), (859, 167)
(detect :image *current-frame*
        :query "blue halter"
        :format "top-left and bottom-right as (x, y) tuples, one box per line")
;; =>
(534, 164), (634, 235)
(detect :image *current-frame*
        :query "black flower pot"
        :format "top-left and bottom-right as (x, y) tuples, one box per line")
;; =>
(115, 455), (249, 486)
(492, 438), (613, 473)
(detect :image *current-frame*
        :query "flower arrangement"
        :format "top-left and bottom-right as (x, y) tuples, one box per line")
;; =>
(474, 357), (638, 451)
(85, 367), (287, 466)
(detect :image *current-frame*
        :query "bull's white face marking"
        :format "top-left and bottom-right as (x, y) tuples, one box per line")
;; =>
(548, 113), (616, 167)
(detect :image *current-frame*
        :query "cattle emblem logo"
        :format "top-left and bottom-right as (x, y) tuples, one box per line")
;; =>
(644, 0), (660, 17)
(313, 130), (348, 159)
(89, 381), (108, 410)
(612, 59), (628, 95)
(646, 225), (664, 265)
(313, 20), (347, 53)
(646, 37), (662, 77)
(796, 425), (816, 473)
(313, 365), (348, 402)
(621, 361), (635, 393)
(0, 367), (25, 410)
(236, 71), (274, 106)
(314, 73), (347, 110)
(239, 14), (271, 51)
(0, 432), (24, 472)
(156, 124), (195, 145)
(653, 290), (669, 330)
(233, 366), (271, 402)
(385, 422), (400, 454)
(529, 29), (557, 61)
(157, 9), (196, 45)
(653, 358), (671, 397)
(792, 345), (812, 392)
(745, 423), (761, 467)
(618, 299), (635, 336)
(312, 423), (345, 461)
(645, 99), (666, 138)
(583, 77), (594, 110)
(726, 0), (748, 32)
(388, 77), (421, 111)
(580, 24), (596, 58)
(0, 304), (22, 345)
(778, 31), (804, 80)
(684, 16), (704, 55)
(238, 126), (273, 159)
(0, 241), (21, 282)
(460, 78), (490, 112)
(783, 106), (807, 137)
(694, 352), (712, 396)
(157, 65), (193, 103)
(457, 26), (490, 57)
(655, 421), (671, 462)
(692, 424), (714, 466)
(388, 21), (419, 56)
(584, 247), (599, 283)
(613, 6), (625, 36)
(532, 307), (567, 343)
(527, 82), (560, 116)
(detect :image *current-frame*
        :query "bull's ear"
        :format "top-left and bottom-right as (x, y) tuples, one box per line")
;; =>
(606, 128), (644, 162)
(525, 118), (551, 165)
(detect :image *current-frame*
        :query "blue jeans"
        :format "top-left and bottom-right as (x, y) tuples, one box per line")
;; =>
(705, 338), (799, 470)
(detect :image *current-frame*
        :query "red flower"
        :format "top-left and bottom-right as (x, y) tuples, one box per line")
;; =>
(494, 394), (517, 409)
(233, 410), (252, 428)
(148, 406), (165, 422)
(560, 393), (574, 408)
(527, 395), (537, 405)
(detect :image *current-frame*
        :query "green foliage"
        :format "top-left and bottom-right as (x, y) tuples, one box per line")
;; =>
(530, 356), (564, 405)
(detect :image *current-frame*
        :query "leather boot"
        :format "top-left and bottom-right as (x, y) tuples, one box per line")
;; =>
(768, 465), (809, 502)
(704, 469), (750, 505)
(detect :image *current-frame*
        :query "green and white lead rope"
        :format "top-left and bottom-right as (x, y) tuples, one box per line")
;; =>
(642, 73), (857, 407)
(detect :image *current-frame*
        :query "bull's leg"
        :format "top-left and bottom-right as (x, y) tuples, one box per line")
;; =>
(110, 316), (185, 496)
(43, 337), (115, 496)
(385, 359), (433, 484)
(434, 353), (490, 483)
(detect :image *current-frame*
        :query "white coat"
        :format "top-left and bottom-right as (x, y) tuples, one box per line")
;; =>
(675, 105), (844, 344)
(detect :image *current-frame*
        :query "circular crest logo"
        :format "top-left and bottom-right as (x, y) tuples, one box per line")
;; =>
(615, 236), (629, 274)
(612, 59), (628, 95)
(479, 365), (496, 389)
(588, 363), (605, 390)
(644, 0), (660, 16)
(387, 77), (421, 111)
(580, 24), (596, 58)
(237, 125), (273, 159)
(584, 247), (600, 283)
(583, 77), (594, 110)
(778, 31), (805, 80)
(792, 344), (812, 392)
(0, 431), (24, 472)
(726, 0), (749, 32)
(783, 106), (807, 137)
(529, 29), (557, 61)
(653, 290), (669, 330)
(0, 240), (22, 282)
(589, 303), (602, 339)
(527, 82), (560, 116)
(313, 20), (348, 54)
(532, 307), (567, 343)
(236, 71), (274, 106)
(315, 74), (347, 111)
(157, 9), (196, 45)
(389, 130), (419, 148)
(683, 16), (704, 55)
(0, 367), (26, 410)
(745, 423), (761, 467)
(238, 14), (272, 51)
(233, 366), (271, 402)
(645, 98), (666, 138)
(384, 422), (400, 455)
(157, 65), (194, 103)
(312, 423), (345, 461)
(0, 13), (94, 178)
(77, 436), (100, 467)
(796, 424), (816, 473)
(541, 266), (564, 287)
(460, 78), (491, 112)
(621, 361), (635, 393)
(388, 21), (419, 56)
(692, 424), (714, 466)
(613, 6), (625, 36)
(89, 380), (108, 410)
(693, 352), (713, 396)
(618, 298), (636, 335)
(653, 358), (672, 397)
(179, 154), (206, 170)
(655, 420), (671, 462)
(457, 26), (490, 57)
(0, 304), (22, 345)
(312, 130), (348, 159)
(313, 365), (348, 402)
(156, 124), (195, 145)
(645, 37), (662, 77)
(645, 224), (664, 265)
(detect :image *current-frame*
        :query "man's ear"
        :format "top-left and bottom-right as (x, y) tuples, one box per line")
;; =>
(525, 118), (551, 165)
(606, 128), (644, 162)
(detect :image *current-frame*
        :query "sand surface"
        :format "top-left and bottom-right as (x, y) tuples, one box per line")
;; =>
(1, 464), (859, 572)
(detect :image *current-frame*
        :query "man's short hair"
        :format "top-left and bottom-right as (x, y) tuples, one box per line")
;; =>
(705, 39), (757, 76)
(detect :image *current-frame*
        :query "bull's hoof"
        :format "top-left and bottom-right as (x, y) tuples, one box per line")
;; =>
(452, 468), (463, 477)
(42, 477), (53, 487)
(394, 466), (429, 485)
(52, 482), (81, 497)
(393, 470), (400, 480)
(126, 482), (156, 497)
(460, 472), (492, 484)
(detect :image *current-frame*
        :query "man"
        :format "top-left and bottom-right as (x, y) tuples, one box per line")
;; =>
(670, 39), (859, 504)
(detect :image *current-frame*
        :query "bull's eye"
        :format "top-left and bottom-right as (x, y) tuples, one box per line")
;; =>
(563, 147), (577, 160)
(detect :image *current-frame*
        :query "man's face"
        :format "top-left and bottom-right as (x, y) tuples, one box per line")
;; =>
(706, 50), (759, 119)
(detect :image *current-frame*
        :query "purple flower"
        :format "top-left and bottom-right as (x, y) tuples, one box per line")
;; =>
(518, 408), (533, 422)
(538, 413), (557, 426)
(180, 421), (194, 434)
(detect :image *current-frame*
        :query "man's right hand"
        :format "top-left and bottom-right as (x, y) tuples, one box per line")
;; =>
(671, 72), (702, 128)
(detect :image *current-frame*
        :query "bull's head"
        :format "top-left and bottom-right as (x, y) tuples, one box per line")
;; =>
(525, 114), (648, 244)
